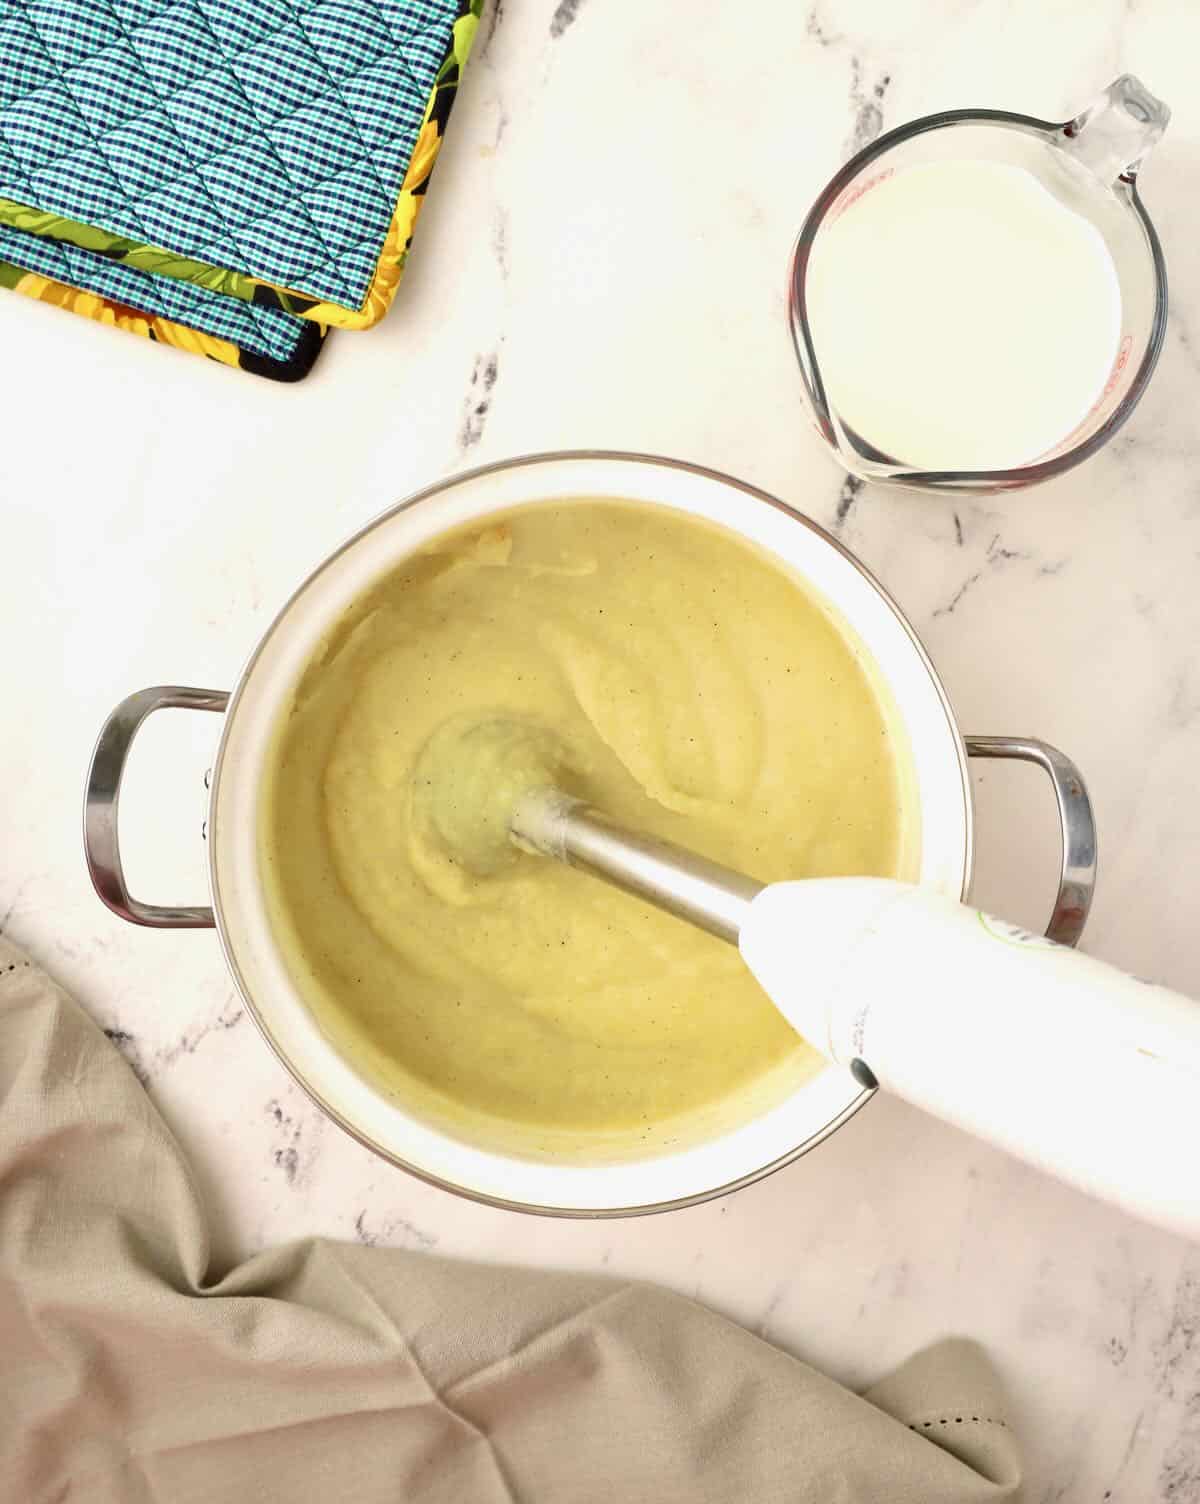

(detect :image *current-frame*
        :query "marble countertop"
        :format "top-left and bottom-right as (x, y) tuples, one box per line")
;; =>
(5, 1), (1200, 1498)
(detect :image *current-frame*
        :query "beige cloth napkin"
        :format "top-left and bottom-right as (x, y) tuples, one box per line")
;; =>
(0, 935), (1020, 1503)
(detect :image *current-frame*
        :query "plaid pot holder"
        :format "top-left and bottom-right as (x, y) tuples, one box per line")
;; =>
(0, 0), (480, 380)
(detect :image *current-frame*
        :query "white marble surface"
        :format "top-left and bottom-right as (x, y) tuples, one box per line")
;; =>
(4, 1), (1200, 1498)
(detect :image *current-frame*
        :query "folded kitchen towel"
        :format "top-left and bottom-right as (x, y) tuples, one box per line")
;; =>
(0, 933), (1022, 1503)
(0, 0), (479, 380)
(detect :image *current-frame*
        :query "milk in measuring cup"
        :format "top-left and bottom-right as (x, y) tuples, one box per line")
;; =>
(805, 160), (1122, 472)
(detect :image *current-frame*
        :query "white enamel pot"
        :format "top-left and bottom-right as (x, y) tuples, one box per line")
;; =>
(84, 453), (1096, 1217)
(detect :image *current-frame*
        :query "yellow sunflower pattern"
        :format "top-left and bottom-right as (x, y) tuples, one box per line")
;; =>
(1, 268), (243, 370)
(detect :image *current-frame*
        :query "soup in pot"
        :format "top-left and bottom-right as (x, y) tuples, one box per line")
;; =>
(259, 502), (915, 1159)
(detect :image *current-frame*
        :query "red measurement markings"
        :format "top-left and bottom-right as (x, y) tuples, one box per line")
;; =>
(828, 166), (894, 223)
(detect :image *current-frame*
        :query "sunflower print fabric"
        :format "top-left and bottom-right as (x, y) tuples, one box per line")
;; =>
(0, 0), (480, 379)
(0, 250), (326, 381)
(0, 260), (243, 371)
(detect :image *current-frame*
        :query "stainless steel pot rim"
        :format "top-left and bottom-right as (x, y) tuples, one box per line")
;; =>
(206, 449), (974, 1218)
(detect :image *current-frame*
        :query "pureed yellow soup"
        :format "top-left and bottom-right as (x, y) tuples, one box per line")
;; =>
(259, 501), (916, 1160)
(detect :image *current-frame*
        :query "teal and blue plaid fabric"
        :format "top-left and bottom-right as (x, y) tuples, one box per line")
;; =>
(0, 217), (312, 365)
(0, 0), (471, 377)
(0, 0), (456, 308)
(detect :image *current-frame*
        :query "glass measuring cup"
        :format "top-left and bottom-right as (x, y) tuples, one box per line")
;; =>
(788, 76), (1169, 493)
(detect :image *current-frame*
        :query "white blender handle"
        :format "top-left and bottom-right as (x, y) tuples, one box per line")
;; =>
(740, 879), (1200, 1240)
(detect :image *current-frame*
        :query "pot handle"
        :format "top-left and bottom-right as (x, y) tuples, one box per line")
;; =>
(964, 736), (1097, 948)
(84, 686), (230, 929)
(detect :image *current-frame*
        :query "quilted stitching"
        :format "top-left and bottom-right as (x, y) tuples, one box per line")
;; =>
(0, 0), (459, 310)
(0, 215), (312, 362)
(0, 14), (58, 108)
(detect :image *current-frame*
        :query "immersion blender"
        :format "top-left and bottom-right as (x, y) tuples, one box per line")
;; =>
(512, 786), (1200, 1240)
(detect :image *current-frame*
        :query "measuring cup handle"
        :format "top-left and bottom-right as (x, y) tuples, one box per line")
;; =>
(1062, 74), (1169, 182)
